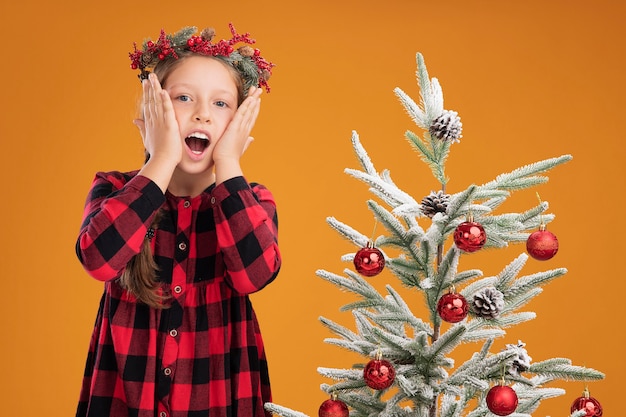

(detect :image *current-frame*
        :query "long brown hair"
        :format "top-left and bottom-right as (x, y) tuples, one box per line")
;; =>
(119, 211), (165, 307)
(119, 54), (245, 308)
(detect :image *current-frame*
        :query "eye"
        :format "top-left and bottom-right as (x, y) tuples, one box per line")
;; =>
(176, 95), (191, 102)
(214, 100), (228, 108)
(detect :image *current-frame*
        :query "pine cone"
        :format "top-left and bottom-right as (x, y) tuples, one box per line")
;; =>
(429, 110), (463, 142)
(420, 191), (450, 218)
(472, 286), (504, 319)
(200, 27), (216, 41)
(237, 46), (255, 57)
(503, 340), (532, 374)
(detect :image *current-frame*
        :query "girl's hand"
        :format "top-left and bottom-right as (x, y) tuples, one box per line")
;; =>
(213, 86), (263, 166)
(133, 73), (182, 167)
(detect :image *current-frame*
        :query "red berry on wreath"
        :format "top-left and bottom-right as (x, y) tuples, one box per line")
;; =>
(570, 388), (603, 416)
(453, 219), (486, 253)
(354, 242), (385, 277)
(526, 224), (559, 261)
(486, 385), (518, 416)
(364, 353), (396, 390)
(318, 393), (349, 417)
(437, 291), (469, 323)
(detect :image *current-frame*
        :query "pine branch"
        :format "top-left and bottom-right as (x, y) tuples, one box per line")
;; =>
(350, 130), (378, 175)
(506, 268), (568, 297)
(385, 257), (426, 288)
(353, 311), (386, 345)
(341, 299), (388, 312)
(318, 367), (363, 381)
(323, 338), (369, 355)
(394, 87), (428, 130)
(322, 379), (368, 392)
(326, 216), (368, 247)
(368, 200), (410, 243)
(480, 312), (537, 328)
(501, 287), (542, 315)
(528, 362), (605, 381)
(481, 155), (572, 191)
(396, 373), (437, 405)
(452, 269), (483, 286)
(404, 130), (449, 185)
(462, 328), (506, 342)
(423, 324), (466, 365)
(382, 286), (434, 333)
(516, 201), (549, 224)
(513, 385), (566, 415)
(459, 276), (498, 299)
(318, 316), (360, 342)
(497, 253), (528, 287)
(378, 393), (411, 417)
(447, 348), (517, 386)
(440, 392), (469, 417)
(529, 357), (571, 367)
(319, 384), (392, 416)
(446, 340), (494, 386)
(415, 53), (444, 122)
(445, 185), (479, 220)
(368, 323), (416, 353)
(429, 245), (461, 305)
(345, 168), (416, 208)
(264, 403), (310, 417)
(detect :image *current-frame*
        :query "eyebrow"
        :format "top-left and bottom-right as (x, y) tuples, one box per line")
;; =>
(167, 83), (236, 97)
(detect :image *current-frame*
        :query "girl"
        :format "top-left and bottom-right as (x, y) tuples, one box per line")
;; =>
(75, 25), (281, 417)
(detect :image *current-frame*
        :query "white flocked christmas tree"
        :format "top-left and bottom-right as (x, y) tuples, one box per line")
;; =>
(265, 53), (604, 417)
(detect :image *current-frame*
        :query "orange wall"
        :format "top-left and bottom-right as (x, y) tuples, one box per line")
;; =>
(0, 0), (623, 416)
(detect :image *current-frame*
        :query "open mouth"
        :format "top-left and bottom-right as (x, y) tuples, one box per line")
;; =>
(185, 132), (210, 155)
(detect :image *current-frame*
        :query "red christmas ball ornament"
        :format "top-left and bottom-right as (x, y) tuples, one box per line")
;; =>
(354, 243), (385, 277)
(570, 388), (603, 416)
(486, 385), (518, 416)
(526, 224), (559, 261)
(437, 291), (469, 323)
(453, 220), (486, 252)
(318, 394), (349, 417)
(364, 354), (396, 390)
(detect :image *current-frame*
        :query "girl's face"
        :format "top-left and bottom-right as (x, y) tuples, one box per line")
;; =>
(163, 55), (239, 178)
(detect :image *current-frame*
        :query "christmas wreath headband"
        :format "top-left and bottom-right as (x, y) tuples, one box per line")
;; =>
(129, 23), (275, 92)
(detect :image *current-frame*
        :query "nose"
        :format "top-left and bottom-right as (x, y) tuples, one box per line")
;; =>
(194, 103), (211, 123)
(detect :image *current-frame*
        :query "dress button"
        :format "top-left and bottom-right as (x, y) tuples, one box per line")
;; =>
(178, 242), (187, 251)
(183, 200), (191, 208)
(211, 197), (216, 204)
(164, 367), (172, 376)
(169, 329), (178, 337)
(160, 412), (167, 417)
(173, 285), (182, 294)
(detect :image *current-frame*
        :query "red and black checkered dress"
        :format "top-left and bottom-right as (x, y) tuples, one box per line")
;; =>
(75, 171), (281, 417)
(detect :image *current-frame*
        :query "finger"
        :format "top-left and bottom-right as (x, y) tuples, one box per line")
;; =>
(159, 90), (175, 122)
(242, 136), (254, 155)
(142, 79), (152, 119)
(133, 118), (146, 139)
(149, 74), (162, 116)
(142, 73), (163, 120)
(247, 85), (262, 99)
(236, 94), (261, 127)
(241, 97), (261, 133)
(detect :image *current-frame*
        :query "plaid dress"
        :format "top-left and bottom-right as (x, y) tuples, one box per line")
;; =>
(75, 171), (281, 417)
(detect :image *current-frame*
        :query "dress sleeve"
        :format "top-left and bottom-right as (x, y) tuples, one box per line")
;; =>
(76, 171), (166, 281)
(211, 176), (282, 294)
